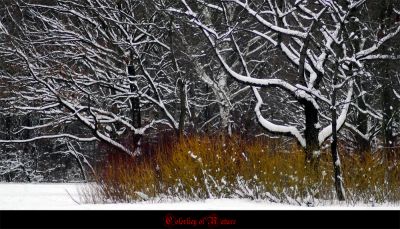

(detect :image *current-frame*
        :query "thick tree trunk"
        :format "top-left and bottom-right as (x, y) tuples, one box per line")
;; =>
(303, 100), (320, 169)
(217, 73), (232, 138)
(128, 65), (142, 153)
(219, 103), (231, 144)
(298, 23), (319, 168)
(331, 77), (346, 201)
(219, 101), (232, 134)
(382, 81), (395, 161)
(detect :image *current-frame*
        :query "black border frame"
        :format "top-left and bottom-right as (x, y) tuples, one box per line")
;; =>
(0, 210), (399, 229)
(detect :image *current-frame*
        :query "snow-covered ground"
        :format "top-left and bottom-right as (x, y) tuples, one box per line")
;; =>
(0, 183), (398, 210)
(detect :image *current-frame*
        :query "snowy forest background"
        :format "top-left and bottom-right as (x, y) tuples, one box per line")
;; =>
(0, 0), (399, 204)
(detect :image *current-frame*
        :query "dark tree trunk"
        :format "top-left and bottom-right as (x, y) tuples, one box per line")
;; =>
(5, 115), (12, 140)
(377, 0), (398, 162)
(355, 94), (371, 153)
(298, 23), (319, 168)
(351, 13), (371, 154)
(169, 18), (186, 139)
(128, 65), (142, 151)
(178, 78), (186, 139)
(204, 84), (211, 133)
(382, 81), (395, 161)
(22, 113), (32, 154)
(331, 75), (346, 201)
(303, 100), (320, 169)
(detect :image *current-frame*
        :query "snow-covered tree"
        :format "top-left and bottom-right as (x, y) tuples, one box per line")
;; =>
(0, 1), (186, 158)
(172, 0), (400, 167)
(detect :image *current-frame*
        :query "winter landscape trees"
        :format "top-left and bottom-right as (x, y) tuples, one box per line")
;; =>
(0, 0), (399, 203)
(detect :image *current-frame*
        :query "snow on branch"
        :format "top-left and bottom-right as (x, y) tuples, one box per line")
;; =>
(318, 80), (354, 145)
(0, 134), (97, 143)
(254, 88), (306, 147)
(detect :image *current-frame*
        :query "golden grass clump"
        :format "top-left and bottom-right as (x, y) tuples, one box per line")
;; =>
(83, 135), (400, 205)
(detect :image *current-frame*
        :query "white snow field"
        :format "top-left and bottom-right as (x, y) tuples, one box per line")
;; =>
(0, 183), (398, 210)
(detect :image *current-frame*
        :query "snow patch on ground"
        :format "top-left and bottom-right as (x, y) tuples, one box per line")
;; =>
(0, 183), (398, 210)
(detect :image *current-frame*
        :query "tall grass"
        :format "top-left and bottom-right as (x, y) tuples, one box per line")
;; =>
(82, 135), (400, 206)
